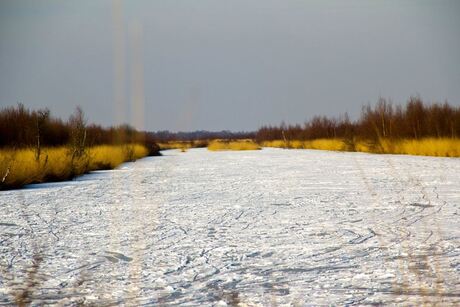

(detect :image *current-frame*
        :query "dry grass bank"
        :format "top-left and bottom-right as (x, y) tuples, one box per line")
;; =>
(380, 138), (460, 157)
(0, 144), (148, 190)
(261, 138), (460, 157)
(261, 139), (345, 151)
(158, 140), (208, 152)
(208, 140), (261, 151)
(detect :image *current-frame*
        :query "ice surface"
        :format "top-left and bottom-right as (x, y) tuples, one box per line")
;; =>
(0, 148), (459, 305)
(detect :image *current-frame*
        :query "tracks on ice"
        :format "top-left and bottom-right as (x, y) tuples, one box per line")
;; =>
(0, 149), (459, 305)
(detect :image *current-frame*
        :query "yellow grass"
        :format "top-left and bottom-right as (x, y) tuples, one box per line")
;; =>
(208, 140), (261, 151)
(0, 144), (148, 189)
(385, 138), (460, 157)
(261, 139), (345, 151)
(158, 141), (191, 151)
(353, 140), (374, 153)
(307, 139), (346, 151)
(262, 138), (460, 157)
(88, 144), (147, 169)
(261, 140), (287, 148)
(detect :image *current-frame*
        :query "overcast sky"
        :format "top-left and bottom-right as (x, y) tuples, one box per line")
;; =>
(1, 0), (459, 131)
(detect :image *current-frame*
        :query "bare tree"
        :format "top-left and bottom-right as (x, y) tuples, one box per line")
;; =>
(68, 106), (87, 159)
(35, 108), (50, 162)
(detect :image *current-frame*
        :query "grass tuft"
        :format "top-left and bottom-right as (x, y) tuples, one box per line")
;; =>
(208, 140), (261, 151)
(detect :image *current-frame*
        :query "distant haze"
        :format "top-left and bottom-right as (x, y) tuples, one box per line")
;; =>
(1, 0), (459, 131)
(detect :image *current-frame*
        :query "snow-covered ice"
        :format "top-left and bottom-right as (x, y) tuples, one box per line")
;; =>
(1, 148), (459, 305)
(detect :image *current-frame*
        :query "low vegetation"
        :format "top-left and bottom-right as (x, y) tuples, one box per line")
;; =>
(257, 97), (460, 142)
(208, 140), (261, 151)
(0, 144), (148, 190)
(262, 138), (460, 157)
(0, 104), (160, 155)
(257, 97), (460, 158)
(261, 139), (345, 151)
(377, 138), (460, 157)
(1, 97), (458, 190)
(158, 140), (208, 151)
(0, 104), (158, 190)
(151, 130), (254, 143)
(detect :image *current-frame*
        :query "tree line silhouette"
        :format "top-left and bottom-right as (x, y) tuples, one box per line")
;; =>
(2, 97), (459, 152)
(150, 130), (255, 142)
(0, 104), (160, 155)
(256, 97), (460, 143)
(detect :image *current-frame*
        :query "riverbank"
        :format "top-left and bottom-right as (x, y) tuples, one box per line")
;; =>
(208, 139), (261, 151)
(261, 138), (460, 157)
(0, 144), (149, 190)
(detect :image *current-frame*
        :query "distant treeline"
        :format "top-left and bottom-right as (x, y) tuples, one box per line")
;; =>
(0, 104), (160, 155)
(150, 130), (255, 142)
(256, 97), (460, 142)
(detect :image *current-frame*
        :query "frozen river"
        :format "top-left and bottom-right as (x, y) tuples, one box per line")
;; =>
(1, 148), (459, 305)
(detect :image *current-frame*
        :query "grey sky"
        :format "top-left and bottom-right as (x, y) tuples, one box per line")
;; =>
(1, 0), (459, 131)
